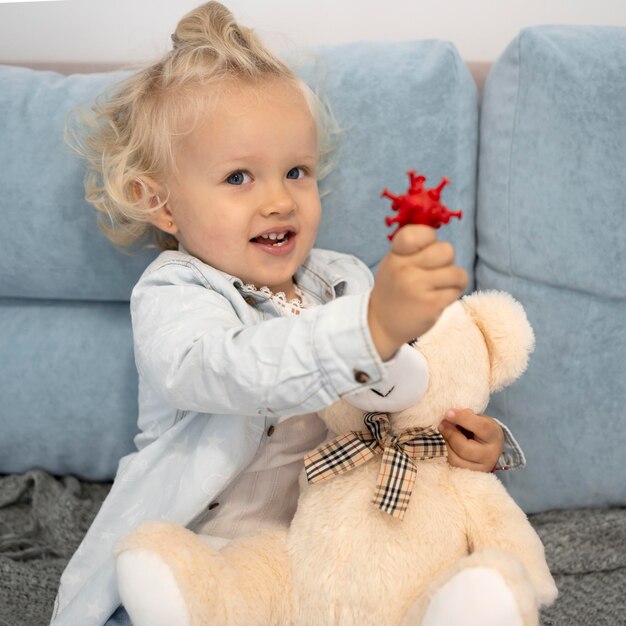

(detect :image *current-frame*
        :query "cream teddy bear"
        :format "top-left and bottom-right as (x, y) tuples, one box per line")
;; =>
(115, 290), (557, 626)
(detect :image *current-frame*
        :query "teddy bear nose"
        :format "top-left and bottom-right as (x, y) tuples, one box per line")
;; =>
(371, 385), (396, 398)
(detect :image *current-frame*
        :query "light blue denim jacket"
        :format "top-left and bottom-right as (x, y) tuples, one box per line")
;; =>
(51, 247), (390, 626)
(51, 247), (524, 626)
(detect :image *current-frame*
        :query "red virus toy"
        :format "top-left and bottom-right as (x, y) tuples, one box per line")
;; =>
(382, 170), (463, 240)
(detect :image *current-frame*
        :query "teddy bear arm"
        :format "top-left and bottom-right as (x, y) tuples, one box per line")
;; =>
(453, 471), (558, 606)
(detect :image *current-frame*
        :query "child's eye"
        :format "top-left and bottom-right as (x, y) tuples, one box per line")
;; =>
(226, 171), (251, 185)
(286, 167), (305, 180)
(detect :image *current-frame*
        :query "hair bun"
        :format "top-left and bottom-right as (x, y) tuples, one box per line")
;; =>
(172, 1), (250, 52)
(170, 1), (290, 76)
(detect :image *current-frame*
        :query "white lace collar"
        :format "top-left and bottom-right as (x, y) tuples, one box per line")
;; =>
(242, 284), (309, 316)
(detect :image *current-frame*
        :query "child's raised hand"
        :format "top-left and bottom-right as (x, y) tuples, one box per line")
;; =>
(438, 409), (505, 472)
(368, 225), (468, 360)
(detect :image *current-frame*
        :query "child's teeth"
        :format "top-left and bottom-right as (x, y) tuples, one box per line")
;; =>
(260, 232), (287, 241)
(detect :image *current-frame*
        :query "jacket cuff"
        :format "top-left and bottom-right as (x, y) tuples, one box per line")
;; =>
(312, 290), (386, 398)
(492, 417), (526, 470)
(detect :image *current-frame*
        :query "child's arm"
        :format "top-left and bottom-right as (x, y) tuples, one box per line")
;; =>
(368, 225), (468, 360)
(132, 225), (466, 420)
(131, 254), (387, 419)
(361, 224), (529, 475)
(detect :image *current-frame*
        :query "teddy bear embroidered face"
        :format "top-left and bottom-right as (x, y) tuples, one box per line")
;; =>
(319, 290), (535, 435)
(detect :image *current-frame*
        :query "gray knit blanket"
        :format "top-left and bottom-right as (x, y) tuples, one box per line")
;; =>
(0, 470), (624, 626)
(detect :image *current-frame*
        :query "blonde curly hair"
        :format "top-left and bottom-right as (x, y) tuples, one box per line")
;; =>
(71, 1), (338, 251)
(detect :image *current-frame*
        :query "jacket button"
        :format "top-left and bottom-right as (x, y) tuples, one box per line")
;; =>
(267, 425), (275, 437)
(354, 370), (370, 384)
(244, 296), (256, 305)
(208, 502), (219, 510)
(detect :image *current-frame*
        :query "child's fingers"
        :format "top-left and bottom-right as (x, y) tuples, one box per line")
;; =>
(438, 421), (486, 463)
(443, 409), (502, 444)
(431, 267), (468, 292)
(416, 267), (466, 291)
(390, 225), (437, 256)
(415, 240), (456, 269)
(444, 443), (488, 471)
(440, 410), (505, 472)
(402, 267), (467, 297)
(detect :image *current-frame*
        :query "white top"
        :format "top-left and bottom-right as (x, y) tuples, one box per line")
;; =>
(191, 284), (328, 548)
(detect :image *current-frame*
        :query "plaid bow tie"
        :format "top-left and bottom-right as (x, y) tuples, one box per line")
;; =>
(304, 412), (447, 520)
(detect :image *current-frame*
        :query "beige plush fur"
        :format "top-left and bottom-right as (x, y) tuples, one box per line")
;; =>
(116, 290), (557, 625)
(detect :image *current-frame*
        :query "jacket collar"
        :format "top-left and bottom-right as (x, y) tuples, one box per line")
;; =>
(177, 243), (347, 304)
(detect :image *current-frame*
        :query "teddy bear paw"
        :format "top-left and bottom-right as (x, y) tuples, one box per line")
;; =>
(116, 548), (190, 626)
(416, 567), (526, 626)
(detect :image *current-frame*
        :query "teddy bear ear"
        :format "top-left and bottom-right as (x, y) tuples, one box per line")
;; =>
(461, 291), (535, 393)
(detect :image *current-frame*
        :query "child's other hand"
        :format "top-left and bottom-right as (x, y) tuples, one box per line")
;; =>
(438, 409), (504, 472)
(368, 226), (468, 361)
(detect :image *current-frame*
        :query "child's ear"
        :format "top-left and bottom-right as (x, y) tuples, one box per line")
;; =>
(134, 176), (178, 236)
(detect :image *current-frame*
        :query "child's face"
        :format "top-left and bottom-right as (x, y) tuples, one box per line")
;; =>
(163, 78), (321, 298)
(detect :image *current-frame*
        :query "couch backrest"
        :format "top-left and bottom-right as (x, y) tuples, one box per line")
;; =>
(0, 40), (478, 480)
(2, 28), (624, 517)
(476, 25), (626, 512)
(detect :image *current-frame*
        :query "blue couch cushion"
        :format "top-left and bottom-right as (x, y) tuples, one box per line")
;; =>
(0, 41), (478, 479)
(0, 66), (158, 302)
(477, 26), (626, 512)
(0, 299), (138, 480)
(0, 42), (477, 303)
(309, 41), (478, 281)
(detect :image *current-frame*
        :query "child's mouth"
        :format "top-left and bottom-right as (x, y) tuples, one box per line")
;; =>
(250, 231), (291, 246)
(250, 230), (296, 255)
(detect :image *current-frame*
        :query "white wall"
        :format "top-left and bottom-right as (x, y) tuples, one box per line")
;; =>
(0, 0), (625, 64)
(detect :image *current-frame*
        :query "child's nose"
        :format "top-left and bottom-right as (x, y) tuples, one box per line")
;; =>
(260, 181), (296, 216)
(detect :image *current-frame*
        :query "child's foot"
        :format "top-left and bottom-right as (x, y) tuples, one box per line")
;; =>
(414, 567), (525, 626)
(116, 549), (190, 626)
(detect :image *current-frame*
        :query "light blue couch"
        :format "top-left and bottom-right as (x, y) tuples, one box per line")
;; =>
(0, 25), (624, 626)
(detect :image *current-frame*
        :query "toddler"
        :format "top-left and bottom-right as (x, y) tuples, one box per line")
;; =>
(52, 3), (525, 625)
